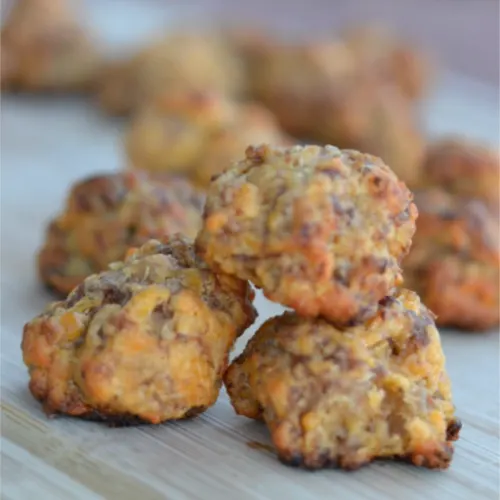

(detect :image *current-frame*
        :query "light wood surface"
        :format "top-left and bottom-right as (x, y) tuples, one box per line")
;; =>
(1, 3), (499, 499)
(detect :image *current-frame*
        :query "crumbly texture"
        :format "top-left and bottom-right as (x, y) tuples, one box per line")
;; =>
(343, 25), (430, 100)
(97, 32), (244, 116)
(24, 237), (257, 423)
(125, 90), (288, 188)
(421, 138), (500, 205)
(404, 189), (499, 331)
(225, 289), (460, 470)
(248, 41), (424, 186)
(1, 0), (101, 91)
(38, 171), (205, 296)
(196, 145), (417, 324)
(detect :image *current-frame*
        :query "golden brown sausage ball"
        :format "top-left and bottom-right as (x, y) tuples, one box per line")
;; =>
(248, 41), (425, 186)
(1, 0), (101, 91)
(196, 144), (417, 324)
(97, 32), (245, 116)
(38, 171), (205, 296)
(125, 90), (288, 188)
(421, 138), (500, 206)
(225, 289), (460, 470)
(404, 189), (499, 331)
(24, 237), (257, 423)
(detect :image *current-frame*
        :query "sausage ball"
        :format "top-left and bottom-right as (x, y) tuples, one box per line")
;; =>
(24, 237), (257, 423)
(1, 0), (101, 91)
(96, 32), (244, 116)
(225, 289), (460, 470)
(125, 90), (288, 188)
(248, 41), (425, 186)
(196, 144), (417, 324)
(404, 189), (499, 331)
(342, 24), (430, 100)
(421, 138), (500, 206)
(38, 171), (205, 296)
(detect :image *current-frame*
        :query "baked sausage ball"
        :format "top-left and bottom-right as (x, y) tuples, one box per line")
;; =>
(24, 237), (257, 423)
(196, 145), (417, 324)
(343, 24), (430, 100)
(1, 0), (101, 91)
(404, 189), (499, 331)
(421, 138), (500, 206)
(225, 289), (460, 470)
(38, 171), (205, 296)
(125, 90), (288, 188)
(97, 32), (244, 116)
(248, 41), (425, 186)
(248, 40), (357, 139)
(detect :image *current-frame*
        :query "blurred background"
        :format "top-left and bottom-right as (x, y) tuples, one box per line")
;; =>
(2, 0), (498, 87)
(195, 0), (500, 88)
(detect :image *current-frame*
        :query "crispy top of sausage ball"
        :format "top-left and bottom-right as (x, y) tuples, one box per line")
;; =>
(196, 144), (417, 324)
(24, 237), (257, 424)
(38, 171), (205, 296)
(225, 289), (460, 470)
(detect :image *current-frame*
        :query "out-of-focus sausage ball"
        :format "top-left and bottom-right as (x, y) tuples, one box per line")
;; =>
(96, 32), (245, 116)
(225, 289), (460, 470)
(38, 171), (205, 296)
(125, 90), (289, 188)
(342, 24), (431, 100)
(1, 0), (102, 91)
(196, 145), (417, 324)
(421, 138), (500, 206)
(404, 189), (499, 331)
(23, 237), (257, 423)
(248, 41), (425, 186)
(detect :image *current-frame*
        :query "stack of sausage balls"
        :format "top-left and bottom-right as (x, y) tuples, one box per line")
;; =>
(8, 0), (498, 473)
(198, 144), (461, 470)
(24, 144), (462, 471)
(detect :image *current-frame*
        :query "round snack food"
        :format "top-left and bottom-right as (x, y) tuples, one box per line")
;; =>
(248, 40), (357, 139)
(197, 144), (417, 324)
(1, 0), (101, 91)
(404, 189), (499, 331)
(225, 289), (461, 470)
(97, 32), (244, 116)
(421, 138), (500, 205)
(23, 237), (257, 423)
(343, 24), (430, 100)
(38, 171), (205, 296)
(248, 41), (425, 186)
(125, 90), (288, 188)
